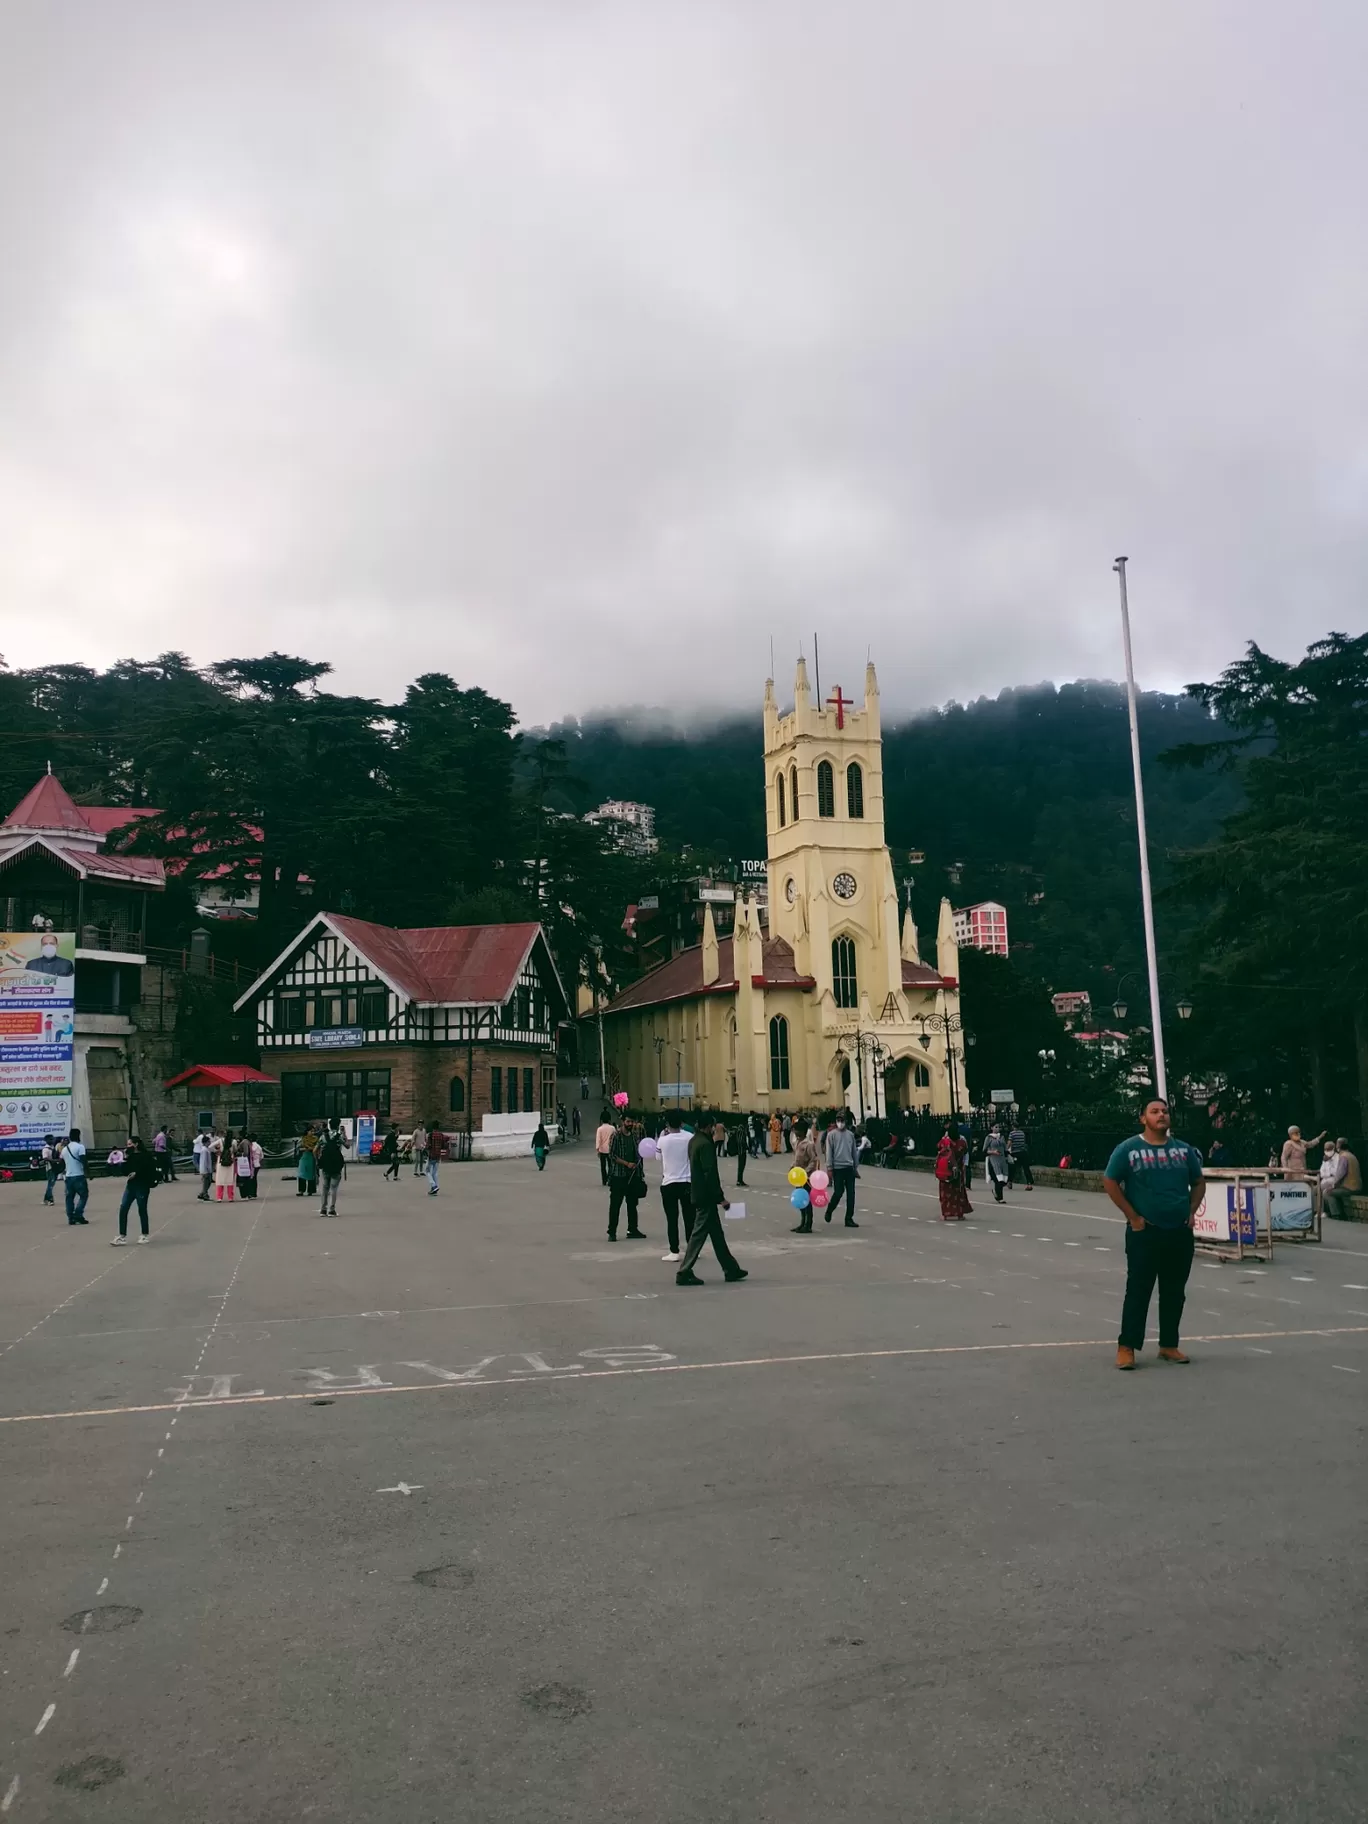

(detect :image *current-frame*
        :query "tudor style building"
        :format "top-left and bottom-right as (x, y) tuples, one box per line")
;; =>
(232, 912), (569, 1144)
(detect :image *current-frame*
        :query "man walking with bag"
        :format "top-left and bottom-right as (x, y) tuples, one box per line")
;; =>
(318, 1124), (346, 1216)
(1104, 1098), (1205, 1369)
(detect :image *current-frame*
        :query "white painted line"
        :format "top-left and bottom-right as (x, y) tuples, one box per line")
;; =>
(35, 1703), (55, 1735)
(1344, 1284), (1368, 1291)
(1291, 1276), (1315, 1283)
(1011, 1234), (1025, 1238)
(2, 1775), (19, 1813)
(988, 1229), (1001, 1234)
(377, 1481), (423, 1495)
(1095, 1246), (1111, 1251)
(63, 1649), (79, 1677)
(1331, 1364), (1361, 1374)
(80, 1611), (92, 1634)
(97, 1578), (108, 1596)
(113, 1544), (121, 1558)
(1248, 1347), (1273, 1355)
(125, 1514), (134, 1529)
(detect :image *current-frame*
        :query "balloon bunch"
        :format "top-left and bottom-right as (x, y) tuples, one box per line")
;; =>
(809, 1168), (830, 1211)
(788, 1164), (810, 1210)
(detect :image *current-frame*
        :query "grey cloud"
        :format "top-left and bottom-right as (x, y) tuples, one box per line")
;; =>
(1, 0), (1365, 721)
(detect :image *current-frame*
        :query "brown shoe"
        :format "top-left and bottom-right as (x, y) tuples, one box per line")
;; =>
(1116, 1346), (1136, 1370)
(1157, 1348), (1190, 1364)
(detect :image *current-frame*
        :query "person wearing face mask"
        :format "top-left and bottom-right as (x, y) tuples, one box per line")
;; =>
(29, 934), (74, 977)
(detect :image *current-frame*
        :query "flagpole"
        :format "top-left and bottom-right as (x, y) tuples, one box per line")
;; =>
(1113, 556), (1168, 1103)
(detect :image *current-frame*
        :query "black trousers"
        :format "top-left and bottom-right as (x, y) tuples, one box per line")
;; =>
(660, 1182), (694, 1253)
(829, 1165), (857, 1222)
(677, 1202), (741, 1278)
(598, 1153), (610, 1185)
(1009, 1155), (1034, 1187)
(607, 1180), (642, 1238)
(1119, 1223), (1195, 1349)
(735, 1149), (746, 1186)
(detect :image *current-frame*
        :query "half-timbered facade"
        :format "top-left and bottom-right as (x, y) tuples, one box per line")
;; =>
(232, 913), (569, 1140)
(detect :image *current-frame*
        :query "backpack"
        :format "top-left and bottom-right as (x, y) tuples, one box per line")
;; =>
(319, 1136), (345, 1174)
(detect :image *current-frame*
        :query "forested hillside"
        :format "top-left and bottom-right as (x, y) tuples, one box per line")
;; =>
(543, 682), (1242, 1007)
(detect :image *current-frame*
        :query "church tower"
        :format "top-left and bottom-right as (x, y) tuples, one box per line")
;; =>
(763, 659), (906, 1092)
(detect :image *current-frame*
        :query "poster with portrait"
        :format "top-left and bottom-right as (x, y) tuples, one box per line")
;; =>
(0, 932), (76, 1150)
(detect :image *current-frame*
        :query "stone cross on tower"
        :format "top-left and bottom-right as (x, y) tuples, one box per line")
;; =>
(826, 686), (853, 729)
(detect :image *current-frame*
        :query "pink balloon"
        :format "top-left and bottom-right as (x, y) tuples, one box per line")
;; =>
(637, 1137), (658, 1159)
(811, 1189), (829, 1207)
(613, 1092), (629, 1108)
(809, 1170), (830, 1192)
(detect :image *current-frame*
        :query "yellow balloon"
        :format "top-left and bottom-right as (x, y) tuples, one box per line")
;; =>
(788, 1166), (808, 1187)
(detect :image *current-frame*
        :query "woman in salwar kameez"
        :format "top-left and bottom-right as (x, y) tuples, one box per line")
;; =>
(935, 1131), (972, 1220)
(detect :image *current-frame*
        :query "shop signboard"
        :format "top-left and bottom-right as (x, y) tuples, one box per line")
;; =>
(307, 1027), (365, 1051)
(0, 931), (76, 1151)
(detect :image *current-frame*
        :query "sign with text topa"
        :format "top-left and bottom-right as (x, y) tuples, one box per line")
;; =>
(0, 931), (76, 1150)
(657, 1082), (695, 1100)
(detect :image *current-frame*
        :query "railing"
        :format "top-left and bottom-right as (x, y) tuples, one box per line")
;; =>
(78, 925), (145, 957)
(144, 945), (252, 985)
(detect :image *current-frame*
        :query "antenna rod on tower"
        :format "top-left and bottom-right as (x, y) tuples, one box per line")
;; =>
(814, 634), (821, 704)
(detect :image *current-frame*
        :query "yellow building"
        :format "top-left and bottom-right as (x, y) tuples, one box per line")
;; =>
(601, 660), (966, 1118)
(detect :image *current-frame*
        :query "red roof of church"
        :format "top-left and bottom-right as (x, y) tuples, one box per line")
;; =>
(3, 774), (93, 834)
(606, 940), (953, 1013)
(163, 1064), (279, 1089)
(605, 935), (816, 1013)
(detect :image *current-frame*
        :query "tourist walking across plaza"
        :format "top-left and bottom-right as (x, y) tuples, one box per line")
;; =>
(674, 1123), (747, 1286)
(983, 1126), (1010, 1203)
(1007, 1122), (1033, 1188)
(824, 1113), (859, 1226)
(60, 1128), (89, 1224)
(790, 1119), (820, 1233)
(41, 1134), (58, 1206)
(935, 1128), (972, 1220)
(193, 1128), (214, 1200)
(426, 1121), (447, 1194)
(410, 1121), (428, 1176)
(112, 1136), (159, 1244)
(1104, 1098), (1206, 1370)
(656, 1112), (693, 1262)
(531, 1121), (550, 1170)
(214, 1131), (240, 1201)
(318, 1123), (346, 1215)
(380, 1123), (401, 1180)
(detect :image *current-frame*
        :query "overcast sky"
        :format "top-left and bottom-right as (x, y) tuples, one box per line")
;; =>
(2, 2), (1364, 726)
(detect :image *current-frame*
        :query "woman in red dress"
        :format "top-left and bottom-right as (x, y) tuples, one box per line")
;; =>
(935, 1130), (972, 1220)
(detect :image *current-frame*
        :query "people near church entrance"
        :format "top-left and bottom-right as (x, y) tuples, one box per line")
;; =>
(823, 1115), (859, 1226)
(1104, 1098), (1205, 1371)
(380, 1124), (401, 1181)
(296, 1126), (318, 1197)
(532, 1122), (551, 1170)
(111, 1136), (158, 1245)
(426, 1122), (447, 1194)
(982, 1126), (1010, 1204)
(935, 1128), (972, 1221)
(769, 1112), (782, 1156)
(674, 1124), (747, 1287)
(1324, 1138), (1361, 1219)
(595, 1113), (616, 1185)
(1280, 1125), (1325, 1177)
(60, 1128), (89, 1225)
(656, 1112), (694, 1262)
(606, 1118), (647, 1241)
(1007, 1123), (1034, 1188)
(317, 1125), (346, 1215)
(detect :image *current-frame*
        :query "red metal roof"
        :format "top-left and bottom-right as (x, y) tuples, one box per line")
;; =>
(0, 834), (165, 888)
(3, 774), (92, 833)
(81, 806), (160, 836)
(163, 1064), (279, 1089)
(902, 960), (948, 989)
(324, 915), (553, 1007)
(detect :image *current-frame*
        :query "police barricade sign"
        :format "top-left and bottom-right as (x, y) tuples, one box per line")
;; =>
(1192, 1176), (1272, 1262)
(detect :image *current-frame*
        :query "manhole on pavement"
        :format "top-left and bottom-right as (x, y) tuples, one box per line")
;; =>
(61, 1606), (142, 1635)
(55, 1755), (125, 1791)
(521, 1682), (591, 1719)
(413, 1564), (474, 1591)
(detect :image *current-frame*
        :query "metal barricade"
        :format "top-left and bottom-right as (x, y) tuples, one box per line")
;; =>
(1196, 1169), (1321, 1262)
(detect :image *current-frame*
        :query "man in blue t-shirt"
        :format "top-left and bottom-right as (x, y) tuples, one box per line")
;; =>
(1103, 1099), (1205, 1370)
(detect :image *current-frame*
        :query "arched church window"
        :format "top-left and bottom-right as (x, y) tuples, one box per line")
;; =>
(449, 1074), (466, 1112)
(832, 936), (858, 1008)
(847, 762), (864, 819)
(913, 1062), (930, 1089)
(776, 771), (786, 827)
(789, 765), (798, 821)
(816, 760), (835, 819)
(769, 1015), (790, 1090)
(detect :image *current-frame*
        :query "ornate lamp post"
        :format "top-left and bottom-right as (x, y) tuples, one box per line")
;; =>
(917, 1010), (970, 1120)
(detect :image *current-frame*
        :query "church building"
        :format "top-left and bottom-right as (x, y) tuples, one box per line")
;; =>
(601, 661), (965, 1118)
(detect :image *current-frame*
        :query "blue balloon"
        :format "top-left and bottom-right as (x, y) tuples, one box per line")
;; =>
(790, 1187), (811, 1209)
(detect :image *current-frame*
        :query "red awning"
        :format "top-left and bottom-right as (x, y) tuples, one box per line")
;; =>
(162, 1064), (279, 1089)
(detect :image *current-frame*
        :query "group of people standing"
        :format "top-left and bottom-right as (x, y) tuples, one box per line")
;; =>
(602, 1109), (749, 1287)
(192, 1129), (265, 1203)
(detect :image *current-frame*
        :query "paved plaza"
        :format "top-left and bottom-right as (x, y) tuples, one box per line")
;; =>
(1, 1145), (1366, 1822)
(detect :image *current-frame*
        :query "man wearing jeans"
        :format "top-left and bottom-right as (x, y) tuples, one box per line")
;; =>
(656, 1113), (693, 1263)
(112, 1138), (158, 1244)
(61, 1128), (90, 1224)
(1104, 1099), (1205, 1370)
(824, 1115), (859, 1227)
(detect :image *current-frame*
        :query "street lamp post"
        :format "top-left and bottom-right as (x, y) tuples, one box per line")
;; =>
(836, 1031), (889, 1124)
(918, 1008), (970, 1121)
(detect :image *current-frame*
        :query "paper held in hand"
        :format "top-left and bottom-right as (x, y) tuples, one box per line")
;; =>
(723, 1202), (746, 1222)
